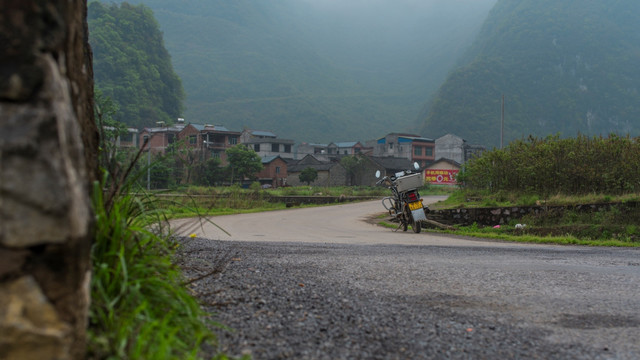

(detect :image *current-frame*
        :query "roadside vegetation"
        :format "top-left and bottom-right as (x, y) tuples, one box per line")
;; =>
(417, 134), (640, 247)
(89, 97), (244, 359)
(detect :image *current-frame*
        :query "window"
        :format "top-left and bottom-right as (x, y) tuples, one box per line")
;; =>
(229, 137), (237, 145)
(389, 142), (394, 150)
(426, 147), (433, 156)
(284, 144), (291, 153)
(254, 144), (260, 152)
(212, 151), (221, 159)
(276, 166), (281, 174)
(189, 135), (197, 145)
(414, 147), (422, 156)
(272, 143), (279, 152)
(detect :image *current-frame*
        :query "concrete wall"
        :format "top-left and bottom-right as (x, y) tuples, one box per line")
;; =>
(435, 134), (465, 164)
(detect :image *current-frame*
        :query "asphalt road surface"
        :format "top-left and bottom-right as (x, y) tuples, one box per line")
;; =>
(173, 198), (640, 359)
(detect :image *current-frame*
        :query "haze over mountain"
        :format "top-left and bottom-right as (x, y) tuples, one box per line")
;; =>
(421, 0), (640, 148)
(119, 0), (496, 143)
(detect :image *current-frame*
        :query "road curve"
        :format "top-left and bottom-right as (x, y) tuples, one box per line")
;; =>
(173, 196), (516, 247)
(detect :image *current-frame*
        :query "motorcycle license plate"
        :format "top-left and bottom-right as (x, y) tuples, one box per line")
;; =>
(408, 201), (423, 211)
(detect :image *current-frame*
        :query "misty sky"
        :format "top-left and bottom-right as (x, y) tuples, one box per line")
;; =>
(292, 0), (498, 74)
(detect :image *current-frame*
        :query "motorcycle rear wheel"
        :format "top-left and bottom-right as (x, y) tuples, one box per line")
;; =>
(412, 221), (421, 233)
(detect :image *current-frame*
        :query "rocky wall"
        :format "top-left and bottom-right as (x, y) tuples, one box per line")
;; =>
(429, 202), (638, 227)
(0, 1), (96, 359)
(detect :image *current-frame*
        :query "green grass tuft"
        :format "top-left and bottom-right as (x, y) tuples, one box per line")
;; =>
(88, 176), (221, 359)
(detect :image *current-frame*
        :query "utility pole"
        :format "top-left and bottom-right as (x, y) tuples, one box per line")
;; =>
(147, 146), (150, 190)
(501, 94), (505, 149)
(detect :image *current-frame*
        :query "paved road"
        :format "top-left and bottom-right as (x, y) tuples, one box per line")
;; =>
(173, 198), (640, 359)
(174, 196), (481, 246)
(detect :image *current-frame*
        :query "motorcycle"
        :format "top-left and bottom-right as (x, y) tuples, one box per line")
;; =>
(375, 162), (429, 233)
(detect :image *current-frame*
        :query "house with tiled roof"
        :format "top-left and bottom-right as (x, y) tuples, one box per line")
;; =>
(296, 142), (329, 161)
(256, 155), (288, 188)
(286, 155), (348, 186)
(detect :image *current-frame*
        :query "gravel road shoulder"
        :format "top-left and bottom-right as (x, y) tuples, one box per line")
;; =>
(176, 238), (631, 360)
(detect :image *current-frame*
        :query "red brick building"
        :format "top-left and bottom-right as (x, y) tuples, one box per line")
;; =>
(256, 155), (288, 188)
(139, 121), (185, 154)
(201, 125), (241, 165)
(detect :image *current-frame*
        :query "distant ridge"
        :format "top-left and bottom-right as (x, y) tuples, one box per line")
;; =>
(419, 0), (640, 148)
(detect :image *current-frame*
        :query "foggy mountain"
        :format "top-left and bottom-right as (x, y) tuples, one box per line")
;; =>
(119, 0), (496, 143)
(420, 0), (640, 148)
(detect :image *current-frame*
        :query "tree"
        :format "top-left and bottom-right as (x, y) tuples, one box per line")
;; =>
(225, 145), (263, 183)
(165, 139), (201, 185)
(88, 2), (184, 129)
(299, 167), (318, 185)
(340, 155), (367, 186)
(198, 157), (225, 186)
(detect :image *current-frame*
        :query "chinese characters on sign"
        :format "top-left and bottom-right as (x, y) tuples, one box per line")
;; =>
(425, 169), (458, 185)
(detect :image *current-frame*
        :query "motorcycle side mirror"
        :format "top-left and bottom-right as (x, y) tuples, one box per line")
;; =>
(375, 170), (381, 179)
(413, 162), (420, 170)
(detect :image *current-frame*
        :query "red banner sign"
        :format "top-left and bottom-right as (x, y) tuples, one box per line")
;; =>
(425, 169), (458, 184)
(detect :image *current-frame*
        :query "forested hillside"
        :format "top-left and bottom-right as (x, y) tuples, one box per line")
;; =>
(88, 2), (184, 129)
(420, 0), (640, 148)
(113, 0), (495, 142)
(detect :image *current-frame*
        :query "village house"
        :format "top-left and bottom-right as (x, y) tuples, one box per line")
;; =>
(139, 118), (186, 154)
(425, 158), (461, 185)
(435, 133), (485, 164)
(241, 129), (295, 159)
(104, 126), (139, 149)
(371, 133), (435, 167)
(199, 124), (241, 164)
(327, 141), (368, 156)
(176, 123), (205, 149)
(240, 129), (277, 143)
(296, 142), (329, 161)
(256, 155), (288, 188)
(165, 123), (242, 165)
(358, 156), (416, 186)
(286, 154), (348, 186)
